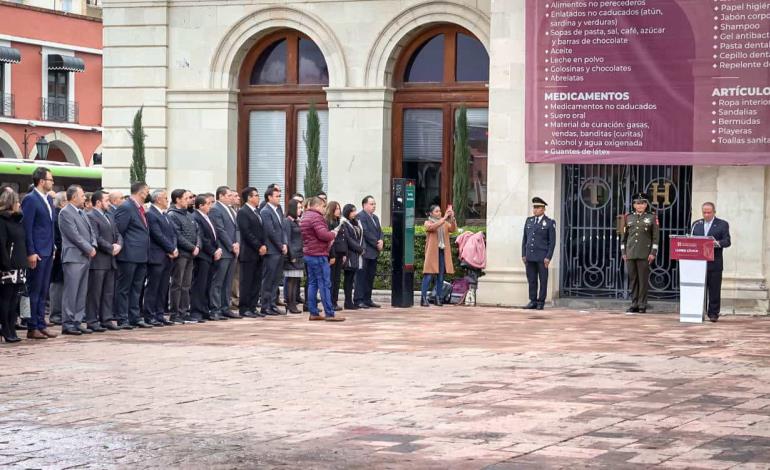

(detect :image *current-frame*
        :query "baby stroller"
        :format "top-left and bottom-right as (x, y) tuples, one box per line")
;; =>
(455, 230), (486, 306)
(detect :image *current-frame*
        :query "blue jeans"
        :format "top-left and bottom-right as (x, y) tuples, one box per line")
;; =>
(304, 255), (335, 316)
(421, 248), (445, 300)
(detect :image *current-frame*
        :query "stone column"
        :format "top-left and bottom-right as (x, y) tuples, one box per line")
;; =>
(325, 87), (394, 225)
(692, 166), (769, 314)
(166, 90), (238, 194)
(102, 1), (169, 190)
(477, 0), (533, 306)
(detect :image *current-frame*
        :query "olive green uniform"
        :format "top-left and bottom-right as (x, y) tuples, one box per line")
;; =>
(621, 212), (659, 310)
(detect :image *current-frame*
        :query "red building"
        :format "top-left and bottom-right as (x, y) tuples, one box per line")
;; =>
(0, 1), (101, 165)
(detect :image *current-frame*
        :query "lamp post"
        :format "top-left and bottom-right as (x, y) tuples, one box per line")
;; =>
(22, 128), (50, 160)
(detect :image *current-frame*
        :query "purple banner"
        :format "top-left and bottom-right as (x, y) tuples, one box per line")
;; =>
(526, 0), (770, 165)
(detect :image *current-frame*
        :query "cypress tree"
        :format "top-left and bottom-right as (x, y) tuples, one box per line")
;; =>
(128, 106), (147, 185)
(453, 105), (470, 227)
(303, 103), (324, 197)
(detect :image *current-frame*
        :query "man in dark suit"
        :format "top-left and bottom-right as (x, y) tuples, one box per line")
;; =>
(521, 197), (557, 310)
(58, 185), (98, 335)
(21, 167), (58, 340)
(86, 190), (122, 331)
(190, 194), (222, 322)
(259, 185), (287, 316)
(354, 195), (384, 309)
(167, 189), (199, 324)
(209, 186), (240, 320)
(114, 182), (152, 329)
(690, 202), (731, 322)
(145, 189), (178, 326)
(48, 191), (66, 326)
(237, 186), (267, 318)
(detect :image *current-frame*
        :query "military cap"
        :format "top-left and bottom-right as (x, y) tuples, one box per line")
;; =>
(532, 197), (548, 207)
(632, 193), (649, 203)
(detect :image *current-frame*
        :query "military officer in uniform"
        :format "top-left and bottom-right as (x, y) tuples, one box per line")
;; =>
(521, 197), (556, 310)
(621, 193), (659, 313)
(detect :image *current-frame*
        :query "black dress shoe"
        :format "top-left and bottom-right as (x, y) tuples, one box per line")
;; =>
(638, 308), (647, 313)
(536, 303), (544, 310)
(269, 307), (285, 315)
(62, 328), (83, 336)
(261, 309), (280, 316)
(134, 321), (153, 328)
(223, 312), (242, 319)
(355, 303), (370, 309)
(365, 302), (381, 308)
(149, 320), (164, 327)
(162, 319), (175, 326)
(239, 311), (255, 318)
(77, 326), (94, 334)
(420, 298), (430, 307)
(89, 325), (107, 333)
(524, 301), (537, 309)
(708, 315), (718, 323)
(118, 323), (134, 330)
(626, 306), (639, 313)
(102, 322), (120, 331)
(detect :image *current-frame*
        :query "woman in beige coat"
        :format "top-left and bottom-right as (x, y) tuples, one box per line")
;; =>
(421, 204), (456, 307)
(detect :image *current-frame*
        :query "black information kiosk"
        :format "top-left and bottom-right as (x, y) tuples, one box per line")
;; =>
(391, 178), (416, 307)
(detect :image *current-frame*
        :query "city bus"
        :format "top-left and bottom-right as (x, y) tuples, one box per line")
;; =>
(0, 159), (102, 196)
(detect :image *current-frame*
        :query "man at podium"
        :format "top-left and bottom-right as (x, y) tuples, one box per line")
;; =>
(690, 202), (731, 322)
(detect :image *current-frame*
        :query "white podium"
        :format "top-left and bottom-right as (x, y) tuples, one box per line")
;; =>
(670, 235), (715, 324)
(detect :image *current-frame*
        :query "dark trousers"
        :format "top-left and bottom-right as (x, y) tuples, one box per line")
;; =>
(706, 269), (723, 317)
(239, 258), (263, 314)
(525, 260), (548, 304)
(211, 256), (235, 314)
(115, 261), (147, 325)
(0, 284), (21, 338)
(260, 254), (283, 311)
(285, 277), (301, 310)
(190, 258), (214, 319)
(354, 257), (378, 305)
(330, 256), (343, 305)
(343, 269), (356, 307)
(145, 259), (172, 321)
(170, 254), (194, 316)
(86, 268), (115, 327)
(26, 255), (53, 331)
(626, 258), (650, 309)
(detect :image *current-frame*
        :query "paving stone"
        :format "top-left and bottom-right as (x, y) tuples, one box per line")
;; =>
(2, 307), (770, 467)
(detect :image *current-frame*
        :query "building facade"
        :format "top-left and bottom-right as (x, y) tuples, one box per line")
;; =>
(101, 0), (770, 313)
(0, 1), (102, 165)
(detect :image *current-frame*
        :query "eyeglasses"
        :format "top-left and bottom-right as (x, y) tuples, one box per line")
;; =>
(44, 178), (54, 182)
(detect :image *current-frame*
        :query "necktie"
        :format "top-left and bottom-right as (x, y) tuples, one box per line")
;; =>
(138, 204), (147, 226)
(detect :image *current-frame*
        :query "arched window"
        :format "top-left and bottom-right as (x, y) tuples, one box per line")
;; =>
(238, 30), (329, 195)
(392, 25), (489, 221)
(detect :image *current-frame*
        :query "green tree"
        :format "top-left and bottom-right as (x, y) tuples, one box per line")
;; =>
(303, 103), (323, 197)
(128, 106), (147, 185)
(452, 105), (470, 226)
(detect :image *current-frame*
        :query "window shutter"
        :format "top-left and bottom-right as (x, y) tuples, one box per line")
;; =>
(403, 109), (443, 162)
(295, 109), (329, 195)
(249, 110), (286, 201)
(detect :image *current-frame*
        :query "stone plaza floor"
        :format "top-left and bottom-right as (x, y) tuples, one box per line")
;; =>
(2, 306), (770, 469)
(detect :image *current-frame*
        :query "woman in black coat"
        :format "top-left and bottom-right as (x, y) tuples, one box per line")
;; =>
(325, 201), (346, 309)
(283, 199), (304, 314)
(0, 188), (28, 343)
(340, 204), (364, 310)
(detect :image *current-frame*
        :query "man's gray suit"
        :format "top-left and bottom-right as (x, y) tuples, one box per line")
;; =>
(209, 201), (239, 315)
(59, 204), (97, 331)
(87, 209), (122, 328)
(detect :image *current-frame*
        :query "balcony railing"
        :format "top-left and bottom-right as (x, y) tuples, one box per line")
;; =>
(1, 93), (13, 118)
(86, 0), (101, 6)
(41, 97), (78, 123)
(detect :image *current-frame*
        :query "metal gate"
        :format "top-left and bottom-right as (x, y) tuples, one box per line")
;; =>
(560, 164), (693, 300)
